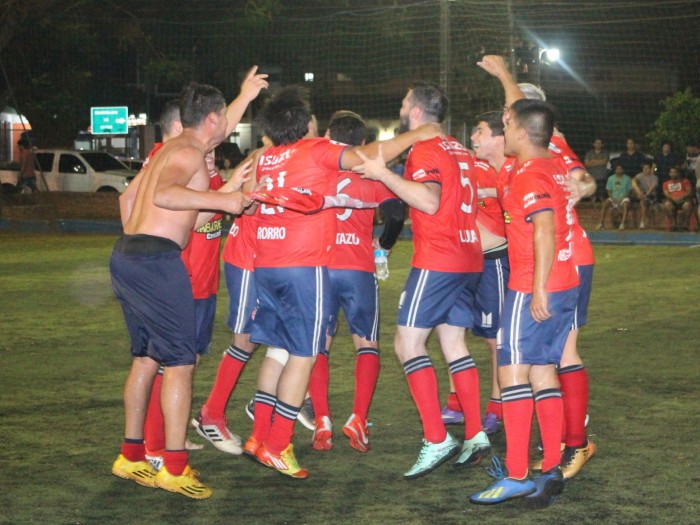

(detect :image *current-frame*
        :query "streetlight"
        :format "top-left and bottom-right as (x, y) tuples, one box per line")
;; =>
(540, 47), (560, 65)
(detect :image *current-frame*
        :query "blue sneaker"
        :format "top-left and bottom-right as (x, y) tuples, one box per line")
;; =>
(525, 466), (564, 508)
(470, 477), (536, 505)
(481, 412), (500, 435)
(454, 430), (491, 468)
(440, 406), (464, 425)
(404, 434), (460, 479)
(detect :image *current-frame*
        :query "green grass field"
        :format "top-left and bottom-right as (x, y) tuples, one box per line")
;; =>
(1, 233), (698, 525)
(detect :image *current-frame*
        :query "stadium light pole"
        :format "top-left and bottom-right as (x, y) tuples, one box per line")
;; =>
(439, 0), (454, 134)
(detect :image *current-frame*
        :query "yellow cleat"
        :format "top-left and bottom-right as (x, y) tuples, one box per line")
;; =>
(561, 440), (596, 479)
(255, 443), (309, 479)
(154, 465), (212, 499)
(111, 454), (157, 488)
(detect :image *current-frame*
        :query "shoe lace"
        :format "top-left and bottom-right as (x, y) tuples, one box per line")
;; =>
(486, 456), (508, 480)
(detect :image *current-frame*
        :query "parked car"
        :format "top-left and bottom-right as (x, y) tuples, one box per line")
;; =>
(0, 150), (137, 193)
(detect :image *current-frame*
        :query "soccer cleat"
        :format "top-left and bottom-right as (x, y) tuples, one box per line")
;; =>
(145, 450), (164, 472)
(245, 399), (255, 421)
(297, 397), (316, 431)
(561, 440), (596, 479)
(112, 454), (158, 488)
(342, 413), (370, 453)
(312, 415), (333, 451)
(440, 406), (464, 425)
(255, 443), (309, 479)
(243, 435), (262, 460)
(403, 433), (460, 479)
(191, 411), (243, 455)
(481, 412), (500, 435)
(454, 430), (491, 468)
(154, 465), (212, 499)
(525, 466), (564, 508)
(469, 477), (536, 505)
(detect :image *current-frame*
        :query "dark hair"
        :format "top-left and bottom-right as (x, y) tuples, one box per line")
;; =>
(642, 159), (653, 167)
(476, 111), (504, 137)
(408, 82), (448, 123)
(327, 110), (366, 146)
(259, 86), (312, 146)
(178, 82), (226, 129)
(158, 99), (181, 136)
(509, 99), (556, 148)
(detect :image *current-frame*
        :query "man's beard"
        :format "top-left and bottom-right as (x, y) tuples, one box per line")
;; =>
(397, 115), (410, 135)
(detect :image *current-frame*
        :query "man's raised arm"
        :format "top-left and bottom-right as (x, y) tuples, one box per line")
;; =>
(225, 66), (269, 137)
(477, 54), (524, 107)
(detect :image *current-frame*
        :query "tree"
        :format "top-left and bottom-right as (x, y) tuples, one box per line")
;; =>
(647, 88), (700, 152)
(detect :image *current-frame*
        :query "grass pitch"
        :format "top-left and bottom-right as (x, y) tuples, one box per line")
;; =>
(1, 233), (698, 525)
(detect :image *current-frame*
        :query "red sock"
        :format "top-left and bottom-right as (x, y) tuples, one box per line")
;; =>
(204, 345), (252, 419)
(485, 398), (503, 419)
(144, 372), (165, 454)
(446, 392), (462, 412)
(403, 356), (445, 443)
(558, 365), (589, 447)
(450, 357), (482, 440)
(251, 390), (276, 443)
(163, 449), (188, 476)
(535, 388), (564, 472)
(120, 439), (145, 463)
(308, 352), (330, 420)
(501, 384), (534, 479)
(265, 401), (299, 455)
(352, 347), (380, 420)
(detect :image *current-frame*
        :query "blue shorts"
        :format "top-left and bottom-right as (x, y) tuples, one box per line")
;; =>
(397, 268), (481, 329)
(328, 269), (379, 342)
(498, 287), (577, 366)
(251, 266), (331, 357)
(225, 262), (256, 334)
(194, 295), (217, 355)
(572, 264), (593, 330)
(110, 235), (197, 367)
(473, 251), (509, 339)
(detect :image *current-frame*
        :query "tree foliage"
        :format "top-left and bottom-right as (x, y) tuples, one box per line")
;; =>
(647, 88), (700, 152)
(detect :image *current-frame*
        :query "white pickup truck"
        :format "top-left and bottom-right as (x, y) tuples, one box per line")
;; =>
(0, 149), (137, 193)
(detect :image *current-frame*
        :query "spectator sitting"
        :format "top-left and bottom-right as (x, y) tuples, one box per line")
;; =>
(631, 160), (658, 229)
(584, 138), (610, 202)
(597, 164), (632, 231)
(662, 166), (693, 231)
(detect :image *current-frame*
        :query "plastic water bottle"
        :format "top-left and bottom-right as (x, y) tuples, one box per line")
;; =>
(374, 249), (389, 281)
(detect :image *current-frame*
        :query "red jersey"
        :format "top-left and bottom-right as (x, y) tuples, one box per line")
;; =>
(495, 157), (518, 206)
(222, 213), (257, 271)
(548, 135), (595, 266)
(181, 169), (224, 299)
(663, 178), (692, 200)
(474, 159), (506, 238)
(330, 171), (398, 272)
(254, 138), (346, 268)
(549, 135), (584, 172)
(405, 136), (482, 273)
(502, 157), (578, 293)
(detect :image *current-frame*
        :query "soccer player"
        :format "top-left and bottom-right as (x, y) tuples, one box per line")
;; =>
(308, 110), (405, 453)
(469, 99), (578, 507)
(125, 101), (248, 468)
(110, 69), (268, 499)
(357, 82), (489, 479)
(479, 54), (597, 480)
(244, 86), (441, 479)
(440, 112), (511, 435)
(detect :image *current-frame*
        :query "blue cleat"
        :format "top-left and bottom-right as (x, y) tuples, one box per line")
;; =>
(470, 477), (536, 505)
(525, 466), (564, 508)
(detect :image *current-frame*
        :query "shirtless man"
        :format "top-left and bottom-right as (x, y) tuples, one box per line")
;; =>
(110, 69), (267, 499)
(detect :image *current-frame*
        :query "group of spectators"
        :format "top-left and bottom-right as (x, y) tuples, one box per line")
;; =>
(585, 138), (698, 230)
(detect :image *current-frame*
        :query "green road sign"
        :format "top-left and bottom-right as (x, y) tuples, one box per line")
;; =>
(91, 106), (129, 135)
